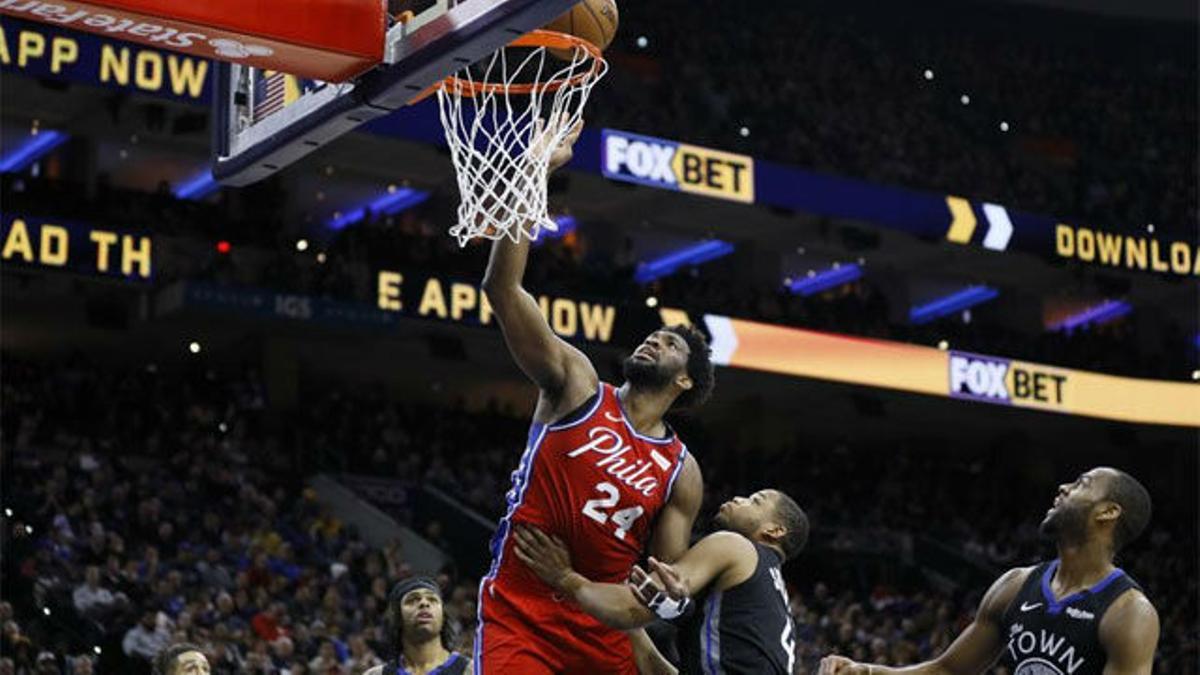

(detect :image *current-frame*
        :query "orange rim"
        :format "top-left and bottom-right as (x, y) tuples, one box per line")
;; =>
(410, 30), (604, 103)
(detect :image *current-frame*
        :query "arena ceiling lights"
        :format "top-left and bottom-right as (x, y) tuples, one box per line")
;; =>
(1047, 300), (1132, 333)
(909, 285), (999, 325)
(173, 169), (221, 201)
(634, 240), (735, 284)
(0, 130), (68, 173)
(327, 186), (431, 230)
(786, 263), (863, 296)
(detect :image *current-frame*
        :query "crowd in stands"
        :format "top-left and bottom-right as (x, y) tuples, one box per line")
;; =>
(595, 0), (1197, 238)
(0, 357), (481, 674)
(2, 356), (1195, 673)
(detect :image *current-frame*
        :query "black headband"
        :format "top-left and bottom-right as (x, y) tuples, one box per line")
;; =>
(389, 577), (440, 604)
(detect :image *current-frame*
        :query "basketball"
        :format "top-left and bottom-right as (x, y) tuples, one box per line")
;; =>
(544, 0), (618, 58)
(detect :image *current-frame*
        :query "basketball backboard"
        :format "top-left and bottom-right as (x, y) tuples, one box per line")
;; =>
(212, 0), (581, 187)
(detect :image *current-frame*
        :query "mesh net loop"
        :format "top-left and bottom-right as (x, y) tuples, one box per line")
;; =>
(436, 30), (607, 246)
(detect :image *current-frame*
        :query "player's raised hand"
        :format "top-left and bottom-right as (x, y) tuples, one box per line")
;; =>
(512, 524), (574, 591)
(817, 655), (870, 675)
(530, 113), (584, 172)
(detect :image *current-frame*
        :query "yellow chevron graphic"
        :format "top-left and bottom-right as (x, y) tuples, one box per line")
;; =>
(945, 196), (977, 244)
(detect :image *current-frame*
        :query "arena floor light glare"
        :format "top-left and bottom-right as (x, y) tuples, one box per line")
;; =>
(0, 131), (68, 173)
(786, 263), (863, 296)
(327, 187), (431, 230)
(635, 240), (735, 284)
(1048, 300), (1132, 333)
(909, 285), (999, 325)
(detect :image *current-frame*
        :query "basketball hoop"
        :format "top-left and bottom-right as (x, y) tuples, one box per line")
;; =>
(434, 30), (607, 246)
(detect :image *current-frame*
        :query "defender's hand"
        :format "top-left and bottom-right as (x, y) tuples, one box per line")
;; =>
(513, 525), (575, 591)
(818, 655), (871, 675)
(627, 563), (663, 606)
(647, 557), (689, 599)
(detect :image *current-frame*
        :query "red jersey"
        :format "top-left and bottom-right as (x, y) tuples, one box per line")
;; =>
(476, 382), (689, 672)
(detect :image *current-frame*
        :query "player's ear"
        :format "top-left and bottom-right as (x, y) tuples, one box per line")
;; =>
(760, 521), (786, 545)
(1095, 500), (1122, 525)
(674, 372), (693, 392)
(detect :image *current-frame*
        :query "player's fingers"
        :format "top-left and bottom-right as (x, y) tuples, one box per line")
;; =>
(627, 567), (648, 592)
(512, 543), (533, 567)
(629, 564), (650, 585)
(648, 557), (680, 582)
(527, 525), (554, 548)
(512, 529), (532, 552)
(513, 526), (539, 552)
(565, 118), (583, 141)
(626, 580), (653, 605)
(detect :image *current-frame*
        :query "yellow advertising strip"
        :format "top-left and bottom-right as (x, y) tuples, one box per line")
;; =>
(1060, 369), (1200, 428)
(704, 315), (947, 397)
(704, 315), (1200, 428)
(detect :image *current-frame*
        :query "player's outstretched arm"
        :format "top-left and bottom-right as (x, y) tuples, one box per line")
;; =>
(514, 525), (755, 630)
(632, 531), (757, 602)
(818, 567), (1032, 675)
(481, 118), (597, 416)
(1099, 590), (1158, 675)
(648, 453), (703, 564)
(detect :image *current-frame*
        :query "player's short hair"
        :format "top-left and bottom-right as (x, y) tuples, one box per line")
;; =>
(665, 324), (715, 411)
(770, 490), (809, 562)
(153, 643), (203, 675)
(1104, 470), (1151, 551)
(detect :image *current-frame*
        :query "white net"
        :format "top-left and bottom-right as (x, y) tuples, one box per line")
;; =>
(436, 32), (607, 246)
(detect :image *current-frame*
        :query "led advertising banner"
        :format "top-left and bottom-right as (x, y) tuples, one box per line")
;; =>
(702, 314), (1200, 428)
(1, 213), (152, 279)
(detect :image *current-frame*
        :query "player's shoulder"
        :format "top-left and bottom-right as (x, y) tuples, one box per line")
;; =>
(999, 564), (1040, 587)
(697, 530), (757, 557)
(1098, 587), (1159, 657)
(363, 665), (385, 675)
(979, 565), (1039, 618)
(1103, 586), (1158, 625)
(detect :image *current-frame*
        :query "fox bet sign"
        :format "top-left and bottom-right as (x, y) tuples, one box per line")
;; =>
(601, 130), (755, 204)
(949, 352), (1068, 408)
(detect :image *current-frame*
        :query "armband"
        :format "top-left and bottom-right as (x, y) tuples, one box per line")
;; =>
(646, 591), (691, 620)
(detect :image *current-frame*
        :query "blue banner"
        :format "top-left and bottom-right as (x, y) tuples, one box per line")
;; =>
(181, 283), (398, 329)
(0, 16), (211, 102)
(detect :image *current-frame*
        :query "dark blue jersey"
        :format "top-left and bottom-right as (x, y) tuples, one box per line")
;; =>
(999, 560), (1143, 675)
(677, 541), (795, 674)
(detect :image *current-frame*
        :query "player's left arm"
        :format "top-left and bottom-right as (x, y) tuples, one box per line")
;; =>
(1099, 590), (1159, 675)
(649, 453), (703, 563)
(513, 524), (656, 628)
